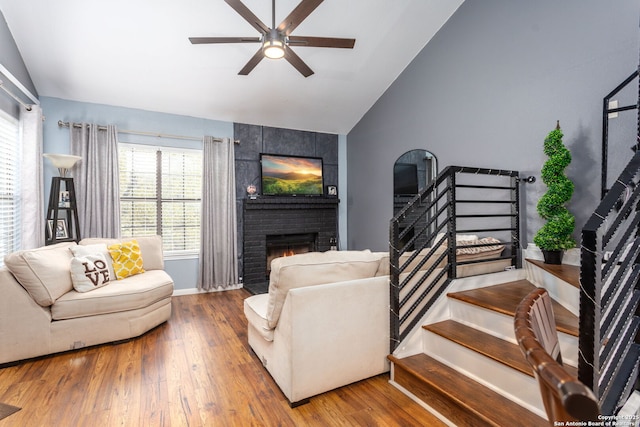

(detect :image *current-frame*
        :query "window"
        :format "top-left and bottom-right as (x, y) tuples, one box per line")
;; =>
(118, 143), (202, 257)
(0, 110), (20, 267)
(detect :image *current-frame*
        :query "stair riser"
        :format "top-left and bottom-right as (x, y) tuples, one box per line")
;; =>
(422, 331), (546, 418)
(526, 264), (579, 315)
(394, 269), (526, 359)
(448, 299), (579, 366)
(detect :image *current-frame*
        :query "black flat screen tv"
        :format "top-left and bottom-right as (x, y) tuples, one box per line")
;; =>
(260, 153), (324, 196)
(394, 163), (419, 195)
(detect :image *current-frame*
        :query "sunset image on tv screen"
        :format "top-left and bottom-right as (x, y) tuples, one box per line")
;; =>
(261, 155), (323, 195)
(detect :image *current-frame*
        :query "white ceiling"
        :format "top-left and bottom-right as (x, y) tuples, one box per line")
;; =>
(0, 0), (463, 134)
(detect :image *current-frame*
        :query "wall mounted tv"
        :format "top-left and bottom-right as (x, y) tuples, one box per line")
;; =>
(260, 153), (324, 196)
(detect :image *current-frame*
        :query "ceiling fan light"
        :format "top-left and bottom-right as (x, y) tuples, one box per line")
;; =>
(263, 39), (285, 59)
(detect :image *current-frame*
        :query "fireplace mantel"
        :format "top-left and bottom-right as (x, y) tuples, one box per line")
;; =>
(244, 196), (339, 208)
(242, 196), (339, 294)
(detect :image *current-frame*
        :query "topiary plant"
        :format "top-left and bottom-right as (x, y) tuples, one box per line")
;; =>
(533, 121), (576, 251)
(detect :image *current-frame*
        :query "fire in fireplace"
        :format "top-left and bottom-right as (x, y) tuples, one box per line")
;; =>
(266, 233), (317, 277)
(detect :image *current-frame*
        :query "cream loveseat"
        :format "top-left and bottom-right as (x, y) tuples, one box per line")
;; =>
(0, 236), (173, 365)
(244, 250), (390, 405)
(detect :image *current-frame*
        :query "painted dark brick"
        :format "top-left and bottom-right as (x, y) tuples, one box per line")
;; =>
(242, 197), (338, 293)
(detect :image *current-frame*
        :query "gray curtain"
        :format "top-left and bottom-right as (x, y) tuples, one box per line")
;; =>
(70, 123), (121, 239)
(198, 136), (238, 290)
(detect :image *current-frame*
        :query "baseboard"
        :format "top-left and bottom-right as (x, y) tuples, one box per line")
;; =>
(172, 284), (244, 296)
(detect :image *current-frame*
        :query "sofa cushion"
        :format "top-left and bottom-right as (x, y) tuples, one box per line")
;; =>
(374, 252), (390, 276)
(108, 239), (145, 279)
(51, 269), (174, 320)
(70, 243), (116, 282)
(266, 250), (383, 329)
(244, 294), (274, 341)
(4, 242), (76, 306)
(80, 235), (164, 271)
(70, 253), (111, 292)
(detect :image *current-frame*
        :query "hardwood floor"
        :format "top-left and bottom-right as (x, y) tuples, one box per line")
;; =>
(0, 289), (444, 426)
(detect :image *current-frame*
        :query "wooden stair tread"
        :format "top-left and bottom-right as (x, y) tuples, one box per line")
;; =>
(423, 320), (578, 378)
(447, 280), (578, 336)
(424, 320), (533, 376)
(389, 353), (548, 427)
(526, 258), (580, 288)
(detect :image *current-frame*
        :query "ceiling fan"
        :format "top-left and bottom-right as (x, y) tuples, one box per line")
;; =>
(189, 0), (356, 77)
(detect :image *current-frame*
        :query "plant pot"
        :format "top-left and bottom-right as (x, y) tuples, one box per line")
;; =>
(542, 249), (564, 265)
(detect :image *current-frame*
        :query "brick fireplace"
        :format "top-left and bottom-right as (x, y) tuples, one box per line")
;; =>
(242, 197), (339, 294)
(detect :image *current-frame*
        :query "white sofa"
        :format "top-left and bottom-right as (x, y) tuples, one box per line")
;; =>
(244, 250), (391, 405)
(0, 236), (173, 365)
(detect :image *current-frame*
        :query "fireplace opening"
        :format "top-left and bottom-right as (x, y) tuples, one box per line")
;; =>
(266, 233), (317, 277)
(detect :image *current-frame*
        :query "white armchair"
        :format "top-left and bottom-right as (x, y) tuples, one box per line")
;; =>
(243, 250), (390, 405)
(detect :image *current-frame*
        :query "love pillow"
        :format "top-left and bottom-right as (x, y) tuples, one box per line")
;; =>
(70, 253), (111, 292)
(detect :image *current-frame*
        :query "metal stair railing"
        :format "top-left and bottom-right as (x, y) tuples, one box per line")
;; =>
(580, 150), (640, 415)
(389, 166), (521, 352)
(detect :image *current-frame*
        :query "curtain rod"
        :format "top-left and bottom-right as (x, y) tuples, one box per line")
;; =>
(0, 80), (33, 111)
(0, 64), (39, 106)
(57, 120), (239, 144)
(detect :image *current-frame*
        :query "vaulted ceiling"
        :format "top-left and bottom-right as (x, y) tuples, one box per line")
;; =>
(0, 0), (463, 134)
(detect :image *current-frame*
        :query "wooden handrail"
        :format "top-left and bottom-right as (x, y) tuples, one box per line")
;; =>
(514, 287), (600, 424)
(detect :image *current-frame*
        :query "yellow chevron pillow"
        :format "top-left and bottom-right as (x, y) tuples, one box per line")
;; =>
(108, 239), (145, 280)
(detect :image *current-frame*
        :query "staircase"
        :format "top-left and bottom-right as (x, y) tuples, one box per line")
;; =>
(388, 257), (580, 426)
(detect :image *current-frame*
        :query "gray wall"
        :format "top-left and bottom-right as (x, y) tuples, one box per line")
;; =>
(347, 0), (639, 251)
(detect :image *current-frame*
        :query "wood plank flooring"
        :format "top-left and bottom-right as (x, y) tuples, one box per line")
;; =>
(0, 289), (444, 426)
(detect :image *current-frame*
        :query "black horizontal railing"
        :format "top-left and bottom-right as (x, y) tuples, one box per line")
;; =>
(580, 150), (640, 415)
(602, 69), (639, 199)
(389, 166), (521, 351)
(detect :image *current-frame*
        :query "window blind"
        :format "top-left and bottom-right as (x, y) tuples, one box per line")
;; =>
(0, 110), (20, 266)
(119, 143), (202, 256)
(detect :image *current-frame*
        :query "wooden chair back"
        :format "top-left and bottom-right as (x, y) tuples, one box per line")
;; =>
(514, 287), (599, 424)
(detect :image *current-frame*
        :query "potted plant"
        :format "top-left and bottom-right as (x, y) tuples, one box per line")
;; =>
(533, 121), (575, 264)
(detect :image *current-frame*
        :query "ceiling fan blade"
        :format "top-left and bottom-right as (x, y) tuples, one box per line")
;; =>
(238, 48), (265, 75)
(277, 0), (323, 36)
(287, 35), (355, 49)
(283, 46), (314, 77)
(189, 37), (261, 44)
(224, 0), (270, 34)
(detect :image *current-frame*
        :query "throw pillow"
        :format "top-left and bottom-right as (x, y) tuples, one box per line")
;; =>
(456, 237), (505, 261)
(108, 239), (145, 280)
(79, 235), (164, 271)
(70, 243), (116, 282)
(456, 234), (478, 242)
(70, 254), (111, 292)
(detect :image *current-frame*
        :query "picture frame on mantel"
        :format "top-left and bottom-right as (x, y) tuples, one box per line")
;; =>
(326, 185), (337, 197)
